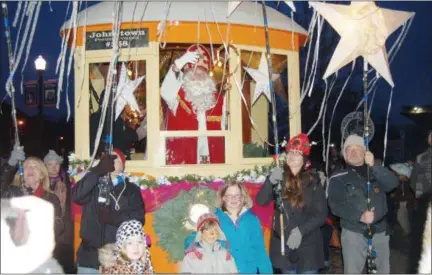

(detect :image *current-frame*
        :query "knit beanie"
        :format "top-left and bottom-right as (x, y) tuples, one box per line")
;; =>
(43, 150), (63, 164)
(343, 135), (366, 158)
(187, 213), (231, 261)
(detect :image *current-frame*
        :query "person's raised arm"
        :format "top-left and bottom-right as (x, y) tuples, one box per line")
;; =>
(160, 51), (199, 116)
(256, 167), (283, 206)
(71, 155), (116, 205)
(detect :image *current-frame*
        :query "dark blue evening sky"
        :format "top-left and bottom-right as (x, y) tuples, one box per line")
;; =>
(1, 1), (431, 125)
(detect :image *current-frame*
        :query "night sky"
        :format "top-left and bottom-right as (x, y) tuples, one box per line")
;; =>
(0, 1), (431, 125)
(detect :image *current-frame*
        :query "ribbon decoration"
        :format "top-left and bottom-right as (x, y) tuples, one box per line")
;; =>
(260, 2), (284, 256)
(1, 2), (24, 185)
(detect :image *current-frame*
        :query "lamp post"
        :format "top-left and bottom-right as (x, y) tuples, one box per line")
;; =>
(34, 55), (46, 115)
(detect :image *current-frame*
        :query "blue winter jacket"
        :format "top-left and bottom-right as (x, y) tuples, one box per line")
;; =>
(184, 208), (273, 274)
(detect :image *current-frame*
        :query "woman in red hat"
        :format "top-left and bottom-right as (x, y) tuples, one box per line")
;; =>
(71, 149), (145, 274)
(256, 133), (327, 274)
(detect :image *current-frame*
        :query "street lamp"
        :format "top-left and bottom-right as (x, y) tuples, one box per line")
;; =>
(34, 55), (46, 115)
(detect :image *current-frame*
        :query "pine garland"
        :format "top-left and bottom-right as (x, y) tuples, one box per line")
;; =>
(68, 152), (288, 187)
(153, 186), (217, 263)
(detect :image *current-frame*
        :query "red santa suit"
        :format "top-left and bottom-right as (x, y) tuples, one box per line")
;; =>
(161, 45), (226, 165)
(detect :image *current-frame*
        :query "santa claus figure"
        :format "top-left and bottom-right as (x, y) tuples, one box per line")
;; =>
(161, 45), (226, 164)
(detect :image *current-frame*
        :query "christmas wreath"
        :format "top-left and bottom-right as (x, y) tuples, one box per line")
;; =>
(153, 186), (217, 263)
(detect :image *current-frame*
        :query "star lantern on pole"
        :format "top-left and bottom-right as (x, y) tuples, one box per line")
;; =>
(227, 1), (295, 17)
(115, 63), (146, 120)
(244, 53), (280, 105)
(309, 1), (414, 87)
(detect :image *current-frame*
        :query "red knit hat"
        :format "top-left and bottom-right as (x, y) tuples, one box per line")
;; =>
(186, 213), (231, 261)
(286, 133), (311, 156)
(184, 44), (212, 72)
(111, 148), (126, 170)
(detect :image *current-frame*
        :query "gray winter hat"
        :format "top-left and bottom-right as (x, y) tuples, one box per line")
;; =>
(343, 135), (366, 158)
(43, 150), (63, 164)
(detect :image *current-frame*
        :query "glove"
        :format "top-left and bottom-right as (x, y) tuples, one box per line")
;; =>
(174, 51), (199, 70)
(286, 227), (302, 249)
(91, 155), (116, 176)
(8, 146), (25, 167)
(269, 167), (284, 184)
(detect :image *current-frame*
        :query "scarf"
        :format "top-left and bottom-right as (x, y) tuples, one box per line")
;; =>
(33, 184), (44, 198)
(115, 253), (145, 274)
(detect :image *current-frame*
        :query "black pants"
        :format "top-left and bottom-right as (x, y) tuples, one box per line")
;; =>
(321, 223), (333, 262)
(54, 243), (76, 274)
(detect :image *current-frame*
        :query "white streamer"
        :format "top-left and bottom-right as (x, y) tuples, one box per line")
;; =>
(87, 1), (122, 170)
(56, 1), (78, 111)
(64, 1), (81, 121)
(383, 88), (394, 166)
(307, 78), (328, 135)
(19, 1), (42, 96)
(325, 61), (356, 176)
(77, 1), (88, 107)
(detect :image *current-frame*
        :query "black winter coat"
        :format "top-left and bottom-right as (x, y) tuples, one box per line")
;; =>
(327, 164), (398, 235)
(256, 172), (327, 272)
(71, 172), (145, 269)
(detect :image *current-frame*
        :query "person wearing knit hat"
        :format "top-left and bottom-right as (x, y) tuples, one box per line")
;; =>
(327, 134), (398, 273)
(257, 133), (327, 274)
(342, 134), (366, 159)
(99, 220), (154, 274)
(181, 213), (237, 273)
(43, 149), (75, 273)
(72, 151), (145, 273)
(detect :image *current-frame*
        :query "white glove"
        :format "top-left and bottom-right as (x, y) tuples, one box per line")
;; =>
(1, 196), (55, 273)
(8, 146), (25, 166)
(174, 51), (199, 70)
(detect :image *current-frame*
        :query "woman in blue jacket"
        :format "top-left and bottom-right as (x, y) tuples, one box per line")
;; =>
(185, 181), (273, 274)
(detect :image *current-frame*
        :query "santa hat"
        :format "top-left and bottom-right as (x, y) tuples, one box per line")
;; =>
(105, 148), (126, 171)
(43, 150), (63, 164)
(186, 213), (231, 261)
(343, 135), (366, 158)
(286, 133), (311, 157)
(116, 220), (146, 249)
(184, 44), (212, 72)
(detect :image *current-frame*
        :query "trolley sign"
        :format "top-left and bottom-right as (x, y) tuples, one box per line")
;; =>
(86, 28), (149, 51)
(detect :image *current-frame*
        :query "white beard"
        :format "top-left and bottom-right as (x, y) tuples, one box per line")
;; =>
(182, 69), (217, 114)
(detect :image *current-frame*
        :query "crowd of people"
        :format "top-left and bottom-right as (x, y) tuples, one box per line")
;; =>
(1, 130), (431, 274)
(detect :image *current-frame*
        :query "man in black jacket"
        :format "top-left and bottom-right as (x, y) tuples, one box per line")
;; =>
(72, 150), (145, 273)
(328, 135), (398, 274)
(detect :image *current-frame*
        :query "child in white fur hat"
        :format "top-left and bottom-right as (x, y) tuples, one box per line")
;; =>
(181, 213), (238, 273)
(99, 220), (154, 274)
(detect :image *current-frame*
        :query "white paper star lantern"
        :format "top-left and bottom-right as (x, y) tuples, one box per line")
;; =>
(115, 63), (145, 120)
(310, 1), (414, 87)
(244, 54), (280, 104)
(227, 1), (242, 17)
(284, 1), (296, 12)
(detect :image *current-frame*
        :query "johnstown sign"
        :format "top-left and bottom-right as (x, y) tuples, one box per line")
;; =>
(85, 28), (149, 51)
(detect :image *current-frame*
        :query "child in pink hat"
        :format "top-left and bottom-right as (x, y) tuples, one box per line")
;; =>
(181, 213), (238, 273)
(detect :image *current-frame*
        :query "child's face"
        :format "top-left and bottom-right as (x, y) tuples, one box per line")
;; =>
(222, 185), (244, 211)
(124, 235), (146, 262)
(201, 226), (219, 245)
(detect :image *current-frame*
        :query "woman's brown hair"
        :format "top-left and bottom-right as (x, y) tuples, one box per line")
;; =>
(216, 180), (253, 213)
(282, 160), (314, 208)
